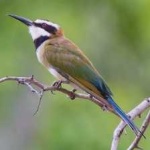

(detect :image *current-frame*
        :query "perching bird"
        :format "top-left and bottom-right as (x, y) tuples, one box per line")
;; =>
(9, 14), (141, 136)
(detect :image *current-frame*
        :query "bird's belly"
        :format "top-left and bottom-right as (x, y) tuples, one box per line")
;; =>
(48, 67), (81, 90)
(48, 67), (66, 81)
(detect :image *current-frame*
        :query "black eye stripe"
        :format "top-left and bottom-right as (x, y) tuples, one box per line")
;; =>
(34, 22), (57, 34)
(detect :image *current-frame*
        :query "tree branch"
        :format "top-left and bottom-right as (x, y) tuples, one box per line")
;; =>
(111, 98), (150, 150)
(0, 76), (150, 149)
(127, 110), (150, 150)
(0, 76), (105, 109)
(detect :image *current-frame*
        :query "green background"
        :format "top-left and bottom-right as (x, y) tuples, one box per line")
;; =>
(0, 0), (150, 149)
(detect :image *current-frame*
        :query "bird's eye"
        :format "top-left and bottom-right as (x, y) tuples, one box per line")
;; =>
(42, 23), (47, 28)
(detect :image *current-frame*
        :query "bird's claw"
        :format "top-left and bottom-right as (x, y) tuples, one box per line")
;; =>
(52, 80), (63, 89)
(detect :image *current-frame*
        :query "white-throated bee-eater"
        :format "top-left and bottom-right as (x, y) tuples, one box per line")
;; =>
(9, 14), (141, 136)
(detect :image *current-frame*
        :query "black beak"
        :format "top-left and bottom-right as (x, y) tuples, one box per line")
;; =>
(8, 14), (33, 26)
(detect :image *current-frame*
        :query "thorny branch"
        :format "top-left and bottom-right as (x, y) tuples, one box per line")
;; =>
(111, 98), (150, 150)
(0, 76), (109, 110)
(127, 110), (150, 150)
(0, 76), (150, 150)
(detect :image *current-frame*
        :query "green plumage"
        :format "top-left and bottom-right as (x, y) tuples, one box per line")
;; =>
(44, 37), (112, 98)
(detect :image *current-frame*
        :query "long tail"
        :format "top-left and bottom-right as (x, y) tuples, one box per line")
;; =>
(106, 96), (141, 136)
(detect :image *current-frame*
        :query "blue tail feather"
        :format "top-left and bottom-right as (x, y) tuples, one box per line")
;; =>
(106, 96), (140, 136)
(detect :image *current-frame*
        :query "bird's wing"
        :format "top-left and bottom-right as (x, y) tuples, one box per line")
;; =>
(44, 39), (142, 136)
(45, 39), (113, 107)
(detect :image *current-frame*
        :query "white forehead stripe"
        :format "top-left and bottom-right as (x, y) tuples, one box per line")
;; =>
(35, 19), (60, 30)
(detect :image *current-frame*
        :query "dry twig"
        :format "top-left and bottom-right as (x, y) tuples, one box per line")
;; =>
(0, 76), (150, 150)
(127, 110), (150, 150)
(0, 76), (105, 109)
(111, 99), (150, 150)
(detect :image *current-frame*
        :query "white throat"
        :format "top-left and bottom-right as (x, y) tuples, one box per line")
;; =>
(29, 26), (51, 40)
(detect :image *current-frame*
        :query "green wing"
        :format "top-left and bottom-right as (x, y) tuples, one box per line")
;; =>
(45, 39), (112, 98)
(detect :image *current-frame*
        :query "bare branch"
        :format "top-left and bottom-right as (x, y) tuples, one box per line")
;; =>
(0, 76), (150, 149)
(128, 110), (150, 150)
(0, 76), (107, 108)
(111, 99), (150, 150)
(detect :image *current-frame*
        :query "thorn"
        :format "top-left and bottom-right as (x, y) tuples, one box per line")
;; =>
(69, 91), (76, 100)
(128, 115), (131, 119)
(72, 89), (77, 93)
(124, 129), (127, 135)
(31, 75), (34, 80)
(138, 114), (142, 118)
(147, 98), (150, 103)
(69, 89), (77, 100)
(102, 105), (108, 111)
(17, 81), (20, 86)
(50, 90), (55, 95)
(136, 146), (143, 150)
(17, 78), (26, 85)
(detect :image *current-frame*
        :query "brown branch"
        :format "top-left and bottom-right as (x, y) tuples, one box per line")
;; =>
(0, 76), (105, 109)
(0, 76), (150, 149)
(111, 99), (150, 150)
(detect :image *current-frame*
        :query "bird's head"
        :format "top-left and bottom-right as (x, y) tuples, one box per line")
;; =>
(9, 14), (63, 43)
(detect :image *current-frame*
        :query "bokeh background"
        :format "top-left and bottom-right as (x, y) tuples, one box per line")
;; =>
(0, 0), (150, 149)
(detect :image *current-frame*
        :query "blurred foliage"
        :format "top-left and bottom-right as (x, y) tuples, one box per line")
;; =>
(0, 0), (150, 149)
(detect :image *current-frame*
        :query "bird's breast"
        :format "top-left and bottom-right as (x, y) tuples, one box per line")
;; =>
(36, 42), (50, 68)
(48, 67), (66, 81)
(36, 42), (66, 81)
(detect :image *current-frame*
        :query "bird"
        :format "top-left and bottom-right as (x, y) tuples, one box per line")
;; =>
(9, 14), (141, 136)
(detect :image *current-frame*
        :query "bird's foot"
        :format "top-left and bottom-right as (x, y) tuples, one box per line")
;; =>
(52, 80), (63, 89)
(51, 80), (69, 94)
(50, 80), (63, 94)
(52, 80), (69, 88)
